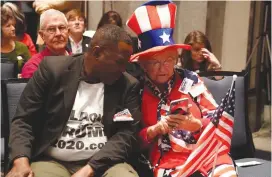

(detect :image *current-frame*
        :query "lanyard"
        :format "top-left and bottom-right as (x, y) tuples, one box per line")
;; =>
(144, 73), (176, 167)
(144, 71), (201, 168)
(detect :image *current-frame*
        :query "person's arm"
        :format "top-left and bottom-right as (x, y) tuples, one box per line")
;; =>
(21, 59), (39, 79)
(87, 80), (141, 176)
(201, 48), (222, 72)
(6, 157), (34, 177)
(138, 120), (170, 149)
(9, 59), (51, 165)
(166, 112), (202, 132)
(26, 34), (38, 56)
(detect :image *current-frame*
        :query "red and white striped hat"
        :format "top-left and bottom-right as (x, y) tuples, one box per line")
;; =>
(126, 0), (191, 62)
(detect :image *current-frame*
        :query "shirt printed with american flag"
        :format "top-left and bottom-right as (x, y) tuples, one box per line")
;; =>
(140, 69), (234, 176)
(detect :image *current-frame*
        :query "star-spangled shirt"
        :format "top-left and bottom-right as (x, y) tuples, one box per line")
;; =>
(139, 69), (233, 170)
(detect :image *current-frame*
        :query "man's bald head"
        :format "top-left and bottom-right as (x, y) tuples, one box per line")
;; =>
(90, 24), (132, 50)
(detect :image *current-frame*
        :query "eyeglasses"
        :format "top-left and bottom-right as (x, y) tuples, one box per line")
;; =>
(43, 26), (68, 34)
(147, 58), (175, 69)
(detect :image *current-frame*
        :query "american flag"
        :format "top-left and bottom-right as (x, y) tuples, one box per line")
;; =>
(156, 76), (236, 177)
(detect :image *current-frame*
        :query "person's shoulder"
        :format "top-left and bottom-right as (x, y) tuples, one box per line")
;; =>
(23, 33), (31, 39)
(82, 36), (91, 48)
(25, 50), (45, 65)
(112, 72), (140, 94)
(175, 67), (200, 84)
(121, 72), (140, 86)
(43, 53), (82, 70)
(15, 41), (31, 59)
(175, 67), (197, 76)
(15, 41), (28, 51)
(22, 33), (34, 43)
(83, 35), (91, 41)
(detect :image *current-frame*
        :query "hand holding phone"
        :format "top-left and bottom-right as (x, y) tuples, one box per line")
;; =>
(169, 98), (189, 115)
(166, 100), (202, 131)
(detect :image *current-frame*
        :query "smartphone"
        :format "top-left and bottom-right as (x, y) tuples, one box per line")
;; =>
(169, 98), (189, 115)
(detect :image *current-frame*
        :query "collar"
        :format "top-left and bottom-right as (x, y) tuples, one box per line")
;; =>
(144, 73), (176, 100)
(41, 47), (53, 56)
(69, 36), (83, 46)
(44, 46), (70, 56)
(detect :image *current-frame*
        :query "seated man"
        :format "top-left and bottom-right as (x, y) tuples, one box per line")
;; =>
(7, 24), (140, 177)
(66, 9), (91, 54)
(21, 9), (70, 78)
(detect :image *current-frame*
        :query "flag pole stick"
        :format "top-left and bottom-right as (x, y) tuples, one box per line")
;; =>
(210, 142), (221, 176)
(230, 75), (237, 93)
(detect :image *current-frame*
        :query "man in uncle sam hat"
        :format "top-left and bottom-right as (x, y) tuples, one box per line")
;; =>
(127, 1), (238, 177)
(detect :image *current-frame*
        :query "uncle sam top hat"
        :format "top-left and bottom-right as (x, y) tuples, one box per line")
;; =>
(126, 0), (191, 62)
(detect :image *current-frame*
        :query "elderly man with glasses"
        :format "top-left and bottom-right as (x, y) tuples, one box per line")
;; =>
(21, 9), (70, 78)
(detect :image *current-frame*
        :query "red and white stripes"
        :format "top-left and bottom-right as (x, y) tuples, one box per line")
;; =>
(127, 3), (176, 35)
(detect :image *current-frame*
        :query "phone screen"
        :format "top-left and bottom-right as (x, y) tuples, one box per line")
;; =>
(169, 98), (189, 115)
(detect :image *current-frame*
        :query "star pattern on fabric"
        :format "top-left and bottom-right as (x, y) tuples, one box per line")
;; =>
(164, 169), (173, 176)
(138, 38), (142, 49)
(212, 86), (235, 126)
(159, 31), (170, 44)
(171, 130), (197, 144)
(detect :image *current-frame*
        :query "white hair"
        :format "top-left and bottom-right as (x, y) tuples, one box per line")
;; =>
(40, 9), (68, 29)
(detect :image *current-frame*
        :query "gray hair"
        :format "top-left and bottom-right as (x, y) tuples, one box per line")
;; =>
(2, 2), (24, 23)
(40, 9), (67, 29)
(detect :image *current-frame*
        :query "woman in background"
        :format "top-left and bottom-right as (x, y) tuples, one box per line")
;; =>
(181, 31), (222, 73)
(1, 6), (30, 70)
(2, 2), (37, 56)
(97, 10), (123, 29)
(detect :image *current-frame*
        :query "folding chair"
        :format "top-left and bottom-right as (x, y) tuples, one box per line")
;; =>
(1, 59), (17, 141)
(199, 71), (271, 177)
(1, 58), (18, 79)
(1, 79), (29, 175)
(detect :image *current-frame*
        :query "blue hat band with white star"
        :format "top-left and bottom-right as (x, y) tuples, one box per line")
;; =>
(138, 28), (175, 52)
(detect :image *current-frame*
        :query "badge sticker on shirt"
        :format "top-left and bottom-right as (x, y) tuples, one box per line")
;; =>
(189, 82), (207, 97)
(113, 109), (134, 122)
(179, 78), (194, 94)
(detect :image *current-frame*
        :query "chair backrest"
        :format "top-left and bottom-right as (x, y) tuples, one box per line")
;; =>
(1, 58), (18, 79)
(1, 78), (28, 174)
(199, 71), (255, 159)
(1, 59), (17, 125)
(1, 58), (18, 80)
(2, 79), (29, 124)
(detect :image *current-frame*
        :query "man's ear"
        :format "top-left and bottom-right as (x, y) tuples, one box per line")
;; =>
(38, 30), (45, 41)
(91, 46), (102, 59)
